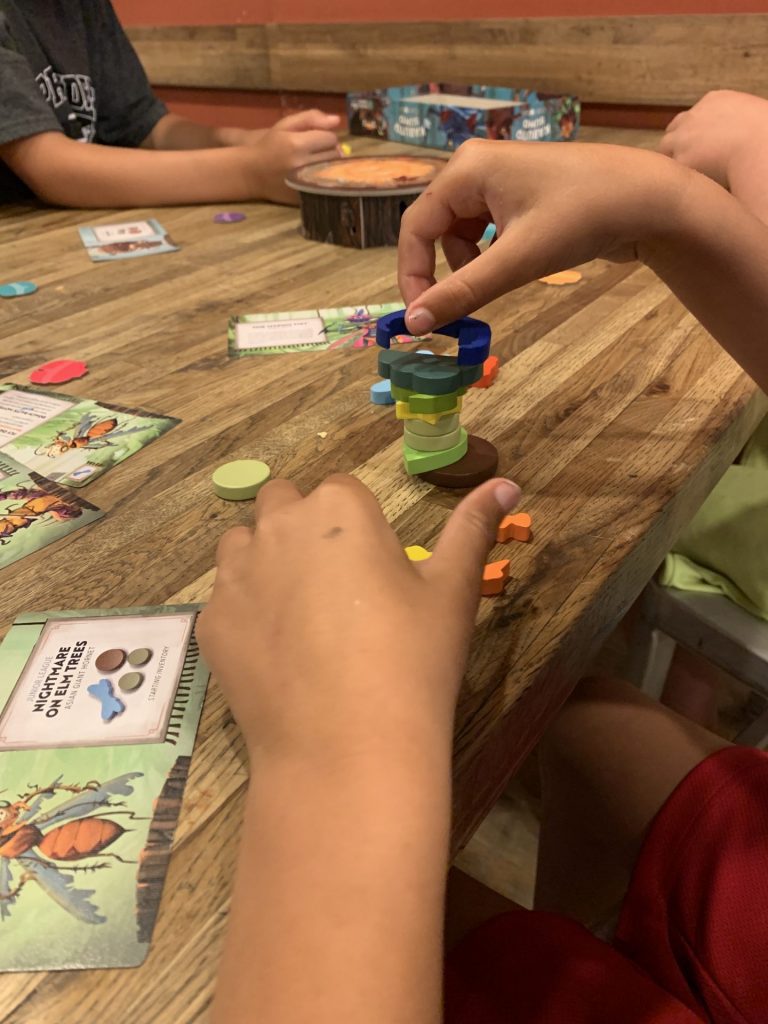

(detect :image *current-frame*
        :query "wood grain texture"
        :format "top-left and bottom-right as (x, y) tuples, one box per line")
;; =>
(126, 24), (269, 89)
(0, 127), (765, 1021)
(126, 16), (768, 105)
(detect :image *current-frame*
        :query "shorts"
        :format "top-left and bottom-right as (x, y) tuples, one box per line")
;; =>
(445, 746), (768, 1023)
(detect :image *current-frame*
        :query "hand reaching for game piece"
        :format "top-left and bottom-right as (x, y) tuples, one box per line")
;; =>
(243, 109), (341, 204)
(398, 139), (689, 332)
(397, 137), (768, 394)
(196, 473), (520, 762)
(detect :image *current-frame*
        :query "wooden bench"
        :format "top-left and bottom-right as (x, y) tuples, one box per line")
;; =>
(126, 15), (768, 107)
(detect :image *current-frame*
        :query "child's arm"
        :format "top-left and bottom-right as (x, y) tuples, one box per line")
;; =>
(398, 140), (768, 394)
(142, 109), (341, 152)
(197, 475), (521, 1024)
(660, 90), (768, 224)
(0, 121), (338, 206)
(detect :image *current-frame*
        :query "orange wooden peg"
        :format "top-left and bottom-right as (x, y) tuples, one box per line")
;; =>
(497, 512), (532, 543)
(470, 355), (500, 389)
(481, 559), (510, 596)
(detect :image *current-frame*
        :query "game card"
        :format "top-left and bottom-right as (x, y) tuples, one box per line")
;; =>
(229, 302), (422, 355)
(0, 453), (103, 570)
(0, 605), (210, 971)
(78, 219), (179, 262)
(0, 385), (179, 488)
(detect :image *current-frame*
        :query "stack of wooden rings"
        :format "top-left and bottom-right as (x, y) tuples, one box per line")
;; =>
(376, 311), (500, 488)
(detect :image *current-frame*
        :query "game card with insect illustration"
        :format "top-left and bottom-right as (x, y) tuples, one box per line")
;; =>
(0, 384), (179, 488)
(0, 604), (210, 971)
(228, 302), (424, 355)
(0, 453), (104, 570)
(78, 219), (180, 262)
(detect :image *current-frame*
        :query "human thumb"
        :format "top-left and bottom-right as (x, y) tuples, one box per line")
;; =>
(426, 477), (521, 599)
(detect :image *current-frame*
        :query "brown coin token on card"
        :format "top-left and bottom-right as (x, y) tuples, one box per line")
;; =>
(95, 648), (126, 673)
(418, 435), (499, 489)
(127, 647), (152, 667)
(118, 671), (144, 693)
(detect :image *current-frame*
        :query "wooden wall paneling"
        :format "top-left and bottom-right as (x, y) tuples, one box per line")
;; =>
(127, 15), (768, 105)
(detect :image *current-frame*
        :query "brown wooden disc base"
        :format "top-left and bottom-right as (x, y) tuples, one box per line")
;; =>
(418, 435), (499, 489)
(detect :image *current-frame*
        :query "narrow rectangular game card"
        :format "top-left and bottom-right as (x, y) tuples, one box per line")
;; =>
(78, 219), (179, 262)
(0, 604), (210, 971)
(229, 302), (422, 355)
(0, 385), (179, 488)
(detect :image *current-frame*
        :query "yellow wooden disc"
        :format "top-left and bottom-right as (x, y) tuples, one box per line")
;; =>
(212, 460), (271, 500)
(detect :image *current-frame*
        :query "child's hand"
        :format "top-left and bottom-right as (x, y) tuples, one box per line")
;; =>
(397, 139), (688, 331)
(196, 473), (520, 762)
(660, 90), (768, 188)
(244, 109), (341, 203)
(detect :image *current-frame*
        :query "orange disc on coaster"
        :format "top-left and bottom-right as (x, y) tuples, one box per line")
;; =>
(538, 269), (583, 286)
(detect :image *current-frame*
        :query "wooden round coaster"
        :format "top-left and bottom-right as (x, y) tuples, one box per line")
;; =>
(417, 435), (499, 489)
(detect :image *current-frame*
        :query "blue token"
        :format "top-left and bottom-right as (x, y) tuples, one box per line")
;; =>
(0, 281), (38, 298)
(370, 380), (395, 405)
(481, 223), (496, 244)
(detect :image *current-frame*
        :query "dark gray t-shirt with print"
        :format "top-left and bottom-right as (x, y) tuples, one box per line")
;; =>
(0, 0), (167, 201)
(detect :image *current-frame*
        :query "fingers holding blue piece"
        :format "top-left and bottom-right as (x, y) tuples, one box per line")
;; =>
(375, 308), (491, 366)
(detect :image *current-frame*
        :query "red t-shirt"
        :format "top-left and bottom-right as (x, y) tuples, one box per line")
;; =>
(446, 747), (768, 1022)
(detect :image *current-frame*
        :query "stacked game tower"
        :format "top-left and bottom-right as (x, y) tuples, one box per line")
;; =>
(376, 311), (499, 486)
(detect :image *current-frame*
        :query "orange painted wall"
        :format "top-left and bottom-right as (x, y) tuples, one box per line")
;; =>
(114, 0), (768, 24)
(113, 1), (765, 131)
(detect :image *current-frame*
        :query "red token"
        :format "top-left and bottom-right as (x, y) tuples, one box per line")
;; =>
(29, 359), (88, 385)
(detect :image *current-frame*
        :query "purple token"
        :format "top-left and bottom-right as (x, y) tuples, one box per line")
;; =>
(213, 212), (246, 224)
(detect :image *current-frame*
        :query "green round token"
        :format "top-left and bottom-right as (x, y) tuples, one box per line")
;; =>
(212, 459), (271, 501)
(127, 647), (152, 667)
(118, 671), (144, 693)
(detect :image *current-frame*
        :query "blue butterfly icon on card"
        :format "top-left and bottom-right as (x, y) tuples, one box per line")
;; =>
(87, 678), (125, 722)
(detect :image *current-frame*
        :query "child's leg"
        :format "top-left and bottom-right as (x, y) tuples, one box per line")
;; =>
(534, 674), (729, 929)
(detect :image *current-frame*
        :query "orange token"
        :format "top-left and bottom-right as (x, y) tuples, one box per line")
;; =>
(538, 270), (583, 286)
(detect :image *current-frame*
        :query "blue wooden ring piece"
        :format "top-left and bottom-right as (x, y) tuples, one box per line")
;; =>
(376, 309), (491, 367)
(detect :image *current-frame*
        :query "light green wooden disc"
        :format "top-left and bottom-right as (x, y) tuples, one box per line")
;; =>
(212, 460), (271, 500)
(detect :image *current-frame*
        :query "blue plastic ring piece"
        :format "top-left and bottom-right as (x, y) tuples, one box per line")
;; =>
(375, 309), (491, 367)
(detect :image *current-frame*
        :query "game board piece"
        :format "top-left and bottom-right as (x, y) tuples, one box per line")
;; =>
(213, 212), (246, 223)
(317, 431), (328, 438)
(403, 423), (463, 452)
(415, 348), (434, 355)
(29, 358), (89, 385)
(118, 671), (144, 693)
(405, 545), (432, 561)
(87, 678), (126, 721)
(370, 379), (395, 405)
(395, 398), (463, 423)
(404, 412), (460, 437)
(339, 142), (352, 156)
(0, 281), (37, 298)
(379, 349), (482, 395)
(539, 269), (583, 286)
(403, 428), (468, 475)
(497, 512), (532, 543)
(418, 435), (499, 489)
(470, 355), (500, 389)
(377, 310), (491, 367)
(393, 388), (465, 415)
(127, 647), (152, 667)
(95, 648), (126, 672)
(481, 559), (510, 597)
(212, 459), (271, 500)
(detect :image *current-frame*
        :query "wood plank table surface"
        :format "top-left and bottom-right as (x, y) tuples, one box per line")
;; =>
(0, 127), (765, 1022)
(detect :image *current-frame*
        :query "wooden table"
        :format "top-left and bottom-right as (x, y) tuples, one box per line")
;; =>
(0, 128), (765, 1022)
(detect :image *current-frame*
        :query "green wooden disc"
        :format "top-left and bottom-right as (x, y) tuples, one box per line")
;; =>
(118, 671), (144, 693)
(127, 647), (152, 667)
(212, 460), (271, 501)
